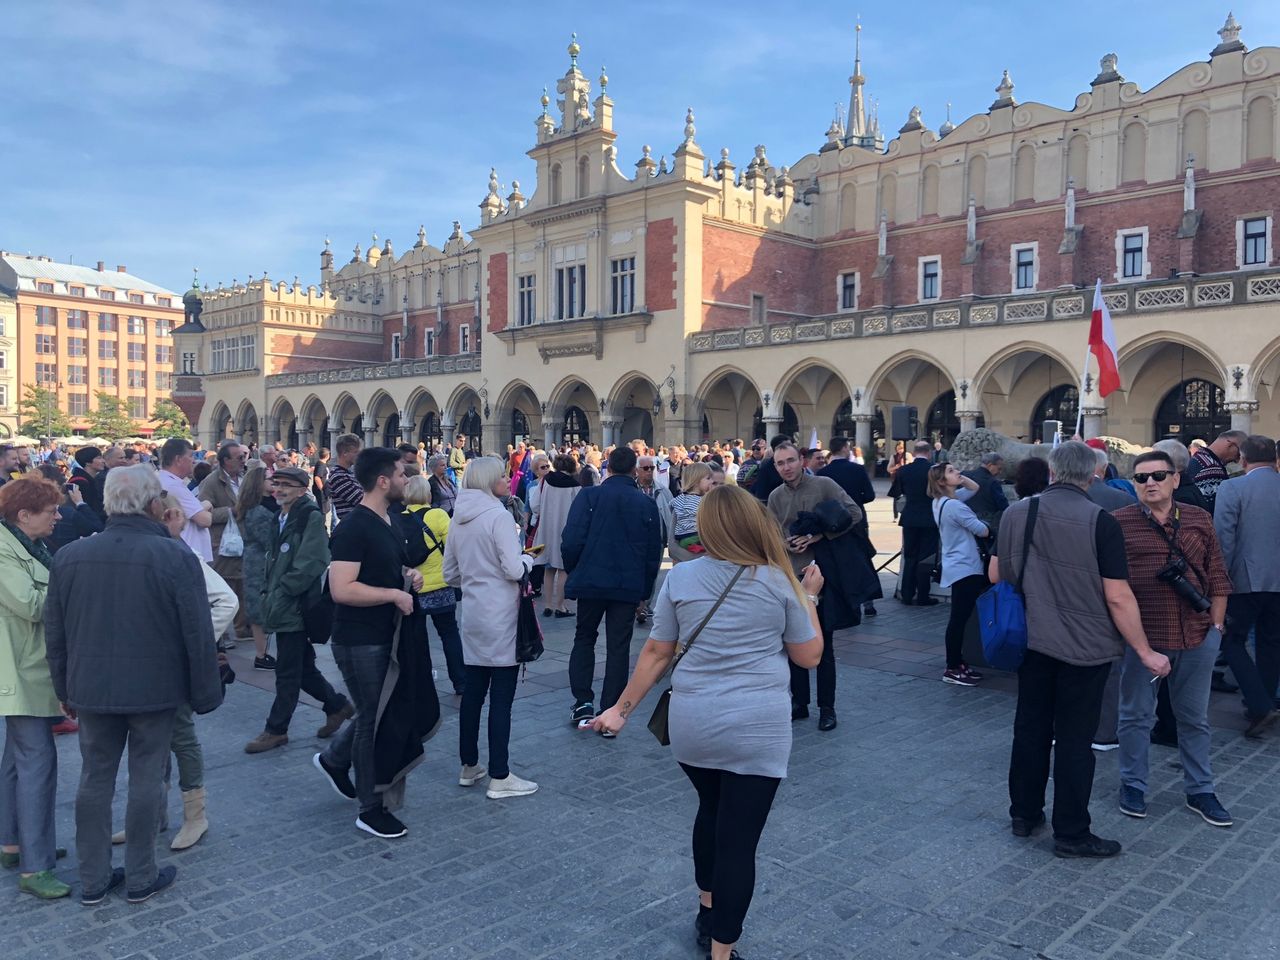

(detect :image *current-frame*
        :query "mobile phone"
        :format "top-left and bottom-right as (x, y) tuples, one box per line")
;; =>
(64, 483), (75, 493)
(523, 544), (545, 556)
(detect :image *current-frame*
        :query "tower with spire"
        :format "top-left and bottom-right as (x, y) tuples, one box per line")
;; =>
(843, 21), (884, 152)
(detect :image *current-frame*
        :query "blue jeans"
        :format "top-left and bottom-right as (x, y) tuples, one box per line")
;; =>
(459, 665), (519, 780)
(1118, 631), (1219, 796)
(1, 715), (59, 873)
(323, 644), (390, 815)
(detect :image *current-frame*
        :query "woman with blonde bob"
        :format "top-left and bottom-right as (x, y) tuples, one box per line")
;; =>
(590, 485), (825, 960)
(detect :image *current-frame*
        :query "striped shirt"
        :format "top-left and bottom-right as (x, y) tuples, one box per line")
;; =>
(327, 464), (364, 522)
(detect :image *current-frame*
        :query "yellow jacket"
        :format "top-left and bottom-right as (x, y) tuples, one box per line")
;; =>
(405, 504), (452, 593)
(0, 524), (59, 717)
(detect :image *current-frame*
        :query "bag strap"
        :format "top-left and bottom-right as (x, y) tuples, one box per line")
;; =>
(1015, 498), (1040, 593)
(665, 565), (746, 678)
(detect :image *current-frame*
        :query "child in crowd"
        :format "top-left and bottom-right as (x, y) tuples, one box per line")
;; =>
(670, 462), (714, 554)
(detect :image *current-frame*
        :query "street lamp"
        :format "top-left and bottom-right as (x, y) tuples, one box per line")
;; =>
(654, 364), (677, 417)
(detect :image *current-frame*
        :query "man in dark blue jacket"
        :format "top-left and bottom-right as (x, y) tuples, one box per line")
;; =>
(818, 435), (879, 615)
(561, 445), (662, 730)
(897, 440), (940, 606)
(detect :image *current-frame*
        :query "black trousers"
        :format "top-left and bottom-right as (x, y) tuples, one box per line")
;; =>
(1008, 649), (1111, 842)
(265, 631), (348, 736)
(1222, 592), (1280, 718)
(679, 763), (781, 947)
(569, 598), (637, 711)
(789, 621), (835, 712)
(945, 575), (989, 669)
(459, 665), (519, 781)
(900, 526), (938, 603)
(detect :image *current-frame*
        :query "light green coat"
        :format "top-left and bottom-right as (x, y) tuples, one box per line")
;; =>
(0, 523), (59, 717)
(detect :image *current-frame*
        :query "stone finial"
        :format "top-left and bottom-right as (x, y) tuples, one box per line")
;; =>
(636, 143), (657, 177)
(540, 86), (550, 116)
(991, 70), (1016, 109)
(415, 225), (427, 248)
(1091, 52), (1124, 86)
(450, 220), (463, 239)
(683, 107), (696, 143)
(938, 102), (955, 138)
(898, 105), (924, 133)
(488, 167), (500, 196)
(352, 242), (362, 262)
(382, 237), (393, 257)
(658, 155), (669, 174)
(1213, 11), (1245, 55)
(567, 32), (580, 67)
(599, 65), (608, 91)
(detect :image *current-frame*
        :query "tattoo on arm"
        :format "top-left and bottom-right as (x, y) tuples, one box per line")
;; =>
(618, 699), (634, 719)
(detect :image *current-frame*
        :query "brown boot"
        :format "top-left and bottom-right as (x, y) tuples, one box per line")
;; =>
(170, 787), (208, 850)
(244, 731), (288, 754)
(317, 703), (354, 739)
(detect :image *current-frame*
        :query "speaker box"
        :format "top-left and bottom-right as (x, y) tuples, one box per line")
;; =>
(1043, 419), (1062, 443)
(891, 405), (918, 441)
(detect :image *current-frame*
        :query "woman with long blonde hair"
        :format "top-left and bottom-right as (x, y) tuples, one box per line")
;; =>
(590, 485), (824, 960)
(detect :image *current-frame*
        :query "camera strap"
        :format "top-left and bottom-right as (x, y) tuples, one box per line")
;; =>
(1143, 507), (1208, 590)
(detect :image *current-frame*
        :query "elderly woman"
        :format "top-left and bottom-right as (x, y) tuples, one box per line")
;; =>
(523, 453), (552, 598)
(0, 477), (71, 899)
(235, 467), (277, 669)
(928, 463), (989, 687)
(427, 454), (457, 516)
(532, 454), (581, 617)
(403, 475), (465, 696)
(442, 457), (537, 800)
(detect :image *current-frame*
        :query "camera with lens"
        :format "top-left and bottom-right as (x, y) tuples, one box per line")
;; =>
(1156, 556), (1211, 613)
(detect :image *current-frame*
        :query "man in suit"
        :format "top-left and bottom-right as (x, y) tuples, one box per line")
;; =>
(897, 440), (939, 606)
(1213, 434), (1280, 737)
(819, 435), (878, 616)
(1086, 449), (1134, 512)
(962, 452), (1009, 534)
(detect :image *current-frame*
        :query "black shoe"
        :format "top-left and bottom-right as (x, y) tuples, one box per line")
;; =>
(900, 598), (915, 606)
(695, 904), (712, 950)
(127, 865), (177, 903)
(705, 951), (743, 959)
(791, 704), (809, 721)
(915, 597), (941, 607)
(1053, 833), (1121, 859)
(1210, 671), (1239, 694)
(543, 608), (553, 617)
(863, 603), (878, 617)
(81, 867), (125, 906)
(571, 701), (596, 727)
(356, 808), (407, 839)
(313, 752), (356, 800)
(253, 654), (277, 671)
(1010, 813), (1046, 838)
(818, 711), (838, 732)
(554, 610), (573, 619)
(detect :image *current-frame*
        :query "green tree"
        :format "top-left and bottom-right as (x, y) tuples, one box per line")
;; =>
(18, 384), (72, 437)
(85, 391), (134, 440)
(151, 398), (192, 439)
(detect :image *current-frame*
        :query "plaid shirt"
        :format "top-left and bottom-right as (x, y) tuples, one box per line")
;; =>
(1113, 502), (1232, 651)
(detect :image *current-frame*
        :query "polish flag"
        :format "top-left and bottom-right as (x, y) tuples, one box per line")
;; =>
(1089, 279), (1120, 397)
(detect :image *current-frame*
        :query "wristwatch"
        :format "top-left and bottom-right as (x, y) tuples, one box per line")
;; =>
(805, 594), (820, 605)
(1212, 623), (1225, 634)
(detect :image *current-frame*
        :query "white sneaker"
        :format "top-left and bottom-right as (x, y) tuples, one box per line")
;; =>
(458, 764), (488, 786)
(486, 772), (538, 799)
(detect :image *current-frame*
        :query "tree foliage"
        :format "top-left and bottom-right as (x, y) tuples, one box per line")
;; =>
(151, 398), (192, 439)
(85, 391), (134, 440)
(18, 385), (72, 437)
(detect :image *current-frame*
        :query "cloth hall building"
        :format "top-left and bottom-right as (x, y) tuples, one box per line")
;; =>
(175, 15), (1280, 457)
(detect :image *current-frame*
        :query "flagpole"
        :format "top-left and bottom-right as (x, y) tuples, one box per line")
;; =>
(1076, 346), (1090, 439)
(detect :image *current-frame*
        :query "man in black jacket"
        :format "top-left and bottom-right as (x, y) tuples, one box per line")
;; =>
(46, 464), (222, 905)
(561, 445), (662, 730)
(818, 435), (879, 616)
(68, 445), (107, 522)
(748, 435), (790, 503)
(897, 440), (940, 606)
(962, 452), (1009, 534)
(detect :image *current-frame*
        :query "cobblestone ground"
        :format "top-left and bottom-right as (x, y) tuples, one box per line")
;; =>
(5, 486), (1280, 959)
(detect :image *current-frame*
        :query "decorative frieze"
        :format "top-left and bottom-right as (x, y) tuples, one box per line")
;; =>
(863, 315), (888, 334)
(1194, 280), (1234, 306)
(1246, 275), (1280, 301)
(1004, 299), (1047, 322)
(1135, 286), (1188, 310)
(1103, 292), (1128, 312)
(796, 322), (827, 341)
(769, 326), (793, 343)
(969, 304), (998, 325)
(713, 331), (742, 349)
(892, 311), (927, 332)
(933, 308), (961, 328)
(1053, 295), (1085, 318)
(744, 328), (766, 345)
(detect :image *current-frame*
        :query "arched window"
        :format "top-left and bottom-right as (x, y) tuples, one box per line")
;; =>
(751, 403), (799, 442)
(563, 405), (589, 444)
(1182, 110), (1209, 169)
(1066, 134), (1089, 191)
(1121, 122), (1147, 183)
(831, 397), (857, 440)
(1155, 379), (1228, 442)
(549, 163), (562, 205)
(839, 183), (857, 232)
(1246, 96), (1276, 162)
(419, 411), (441, 447)
(457, 408), (482, 448)
(286, 421), (299, 450)
(511, 410), (530, 448)
(1014, 144), (1036, 202)
(1031, 385), (1078, 442)
(920, 166), (940, 218)
(382, 412), (400, 448)
(878, 174), (897, 224)
(577, 157), (590, 198)
(349, 414), (364, 439)
(925, 390), (961, 447)
(967, 154), (987, 208)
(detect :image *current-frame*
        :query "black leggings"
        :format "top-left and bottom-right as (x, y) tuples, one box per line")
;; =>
(679, 763), (781, 946)
(945, 574), (989, 670)
(458, 665), (518, 780)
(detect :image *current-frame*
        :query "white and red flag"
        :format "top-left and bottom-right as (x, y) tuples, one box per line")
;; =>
(1089, 279), (1120, 397)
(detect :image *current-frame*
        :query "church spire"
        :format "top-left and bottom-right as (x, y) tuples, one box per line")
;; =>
(843, 19), (884, 152)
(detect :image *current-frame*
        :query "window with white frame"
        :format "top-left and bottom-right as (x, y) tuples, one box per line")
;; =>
(517, 274), (536, 326)
(36, 281), (53, 293)
(1114, 228), (1151, 281)
(155, 345), (172, 364)
(127, 343), (145, 362)
(0, 385), (8, 408)
(750, 294), (766, 324)
(918, 257), (941, 301)
(239, 335), (255, 370)
(554, 243), (588, 320)
(98, 368), (117, 387)
(127, 369), (145, 389)
(391, 333), (402, 361)
(67, 337), (86, 357)
(0, 350), (5, 369)
(68, 365), (87, 385)
(68, 393), (89, 416)
(460, 325), (470, 353)
(127, 315), (146, 335)
(424, 330), (435, 357)
(838, 272), (859, 311)
(128, 397), (147, 419)
(211, 339), (225, 373)
(1238, 216), (1272, 268)
(610, 257), (635, 315)
(155, 371), (172, 391)
(1009, 244), (1039, 292)
(35, 363), (57, 384)
(99, 340), (116, 360)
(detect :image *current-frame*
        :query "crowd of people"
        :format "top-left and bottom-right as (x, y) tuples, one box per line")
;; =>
(1, 423), (1279, 960)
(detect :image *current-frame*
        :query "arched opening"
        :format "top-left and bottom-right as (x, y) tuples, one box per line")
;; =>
(577, 156), (590, 198)
(550, 163), (562, 205)
(237, 404), (259, 445)
(920, 165), (940, 218)
(1013, 143), (1036, 202)
(878, 173), (897, 223)
(382, 412), (401, 448)
(349, 414), (364, 439)
(1155, 379), (1228, 442)
(776, 362), (851, 450)
(1182, 110), (1209, 169)
(457, 408), (482, 450)
(1247, 96), (1276, 162)
(925, 390), (967, 447)
(511, 409), (530, 448)
(968, 154), (987, 208)
(839, 182), (857, 231)
(1066, 134), (1089, 190)
(1121, 121), (1147, 183)
(869, 353), (958, 456)
(1031, 385), (1079, 442)
(753, 403), (799, 441)
(832, 398), (857, 439)
(973, 345), (1076, 441)
(563, 406), (589, 444)
(696, 369), (762, 442)
(419, 411), (442, 448)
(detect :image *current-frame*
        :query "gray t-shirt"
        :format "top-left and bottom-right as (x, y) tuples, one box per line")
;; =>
(651, 556), (815, 779)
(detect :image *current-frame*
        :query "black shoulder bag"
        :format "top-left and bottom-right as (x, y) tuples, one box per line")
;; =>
(648, 565), (746, 745)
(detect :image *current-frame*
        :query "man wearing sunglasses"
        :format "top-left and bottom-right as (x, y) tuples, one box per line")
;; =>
(1112, 450), (1234, 828)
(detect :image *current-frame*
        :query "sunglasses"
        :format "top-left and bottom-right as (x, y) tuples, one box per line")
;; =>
(638, 465), (655, 471)
(1133, 471), (1171, 484)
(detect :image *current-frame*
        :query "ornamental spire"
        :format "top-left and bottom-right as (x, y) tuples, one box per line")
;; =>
(842, 19), (884, 152)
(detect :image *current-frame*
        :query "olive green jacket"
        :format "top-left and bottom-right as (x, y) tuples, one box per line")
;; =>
(260, 498), (330, 633)
(0, 524), (59, 717)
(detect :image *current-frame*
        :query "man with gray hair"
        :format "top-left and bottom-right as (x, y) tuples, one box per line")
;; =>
(961, 451), (1009, 534)
(1086, 448), (1134, 512)
(993, 440), (1170, 859)
(1185, 429), (1247, 514)
(46, 464), (223, 904)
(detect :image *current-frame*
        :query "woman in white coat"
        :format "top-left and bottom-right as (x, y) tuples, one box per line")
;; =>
(442, 457), (537, 800)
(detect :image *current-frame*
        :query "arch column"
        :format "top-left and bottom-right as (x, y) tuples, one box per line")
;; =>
(1227, 401), (1258, 434)
(544, 420), (557, 452)
(264, 416), (280, 445)
(297, 424), (311, 450)
(1080, 407), (1107, 440)
(956, 410), (982, 434)
(441, 419), (456, 445)
(399, 410), (415, 445)
(853, 415), (874, 456)
(362, 415), (377, 449)
(600, 418), (621, 449)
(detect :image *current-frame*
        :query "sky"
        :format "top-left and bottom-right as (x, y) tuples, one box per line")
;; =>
(5, 1), (1277, 295)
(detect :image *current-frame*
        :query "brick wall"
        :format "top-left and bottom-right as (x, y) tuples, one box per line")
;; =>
(269, 333), (381, 374)
(645, 218), (677, 312)
(487, 252), (508, 332)
(700, 222), (818, 330)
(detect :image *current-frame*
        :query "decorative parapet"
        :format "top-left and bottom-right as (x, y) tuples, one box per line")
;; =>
(686, 271), (1280, 354)
(265, 355), (481, 389)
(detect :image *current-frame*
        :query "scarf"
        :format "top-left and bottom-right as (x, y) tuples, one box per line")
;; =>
(3, 519), (54, 570)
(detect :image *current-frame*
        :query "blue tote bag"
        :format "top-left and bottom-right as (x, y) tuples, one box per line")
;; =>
(977, 497), (1039, 671)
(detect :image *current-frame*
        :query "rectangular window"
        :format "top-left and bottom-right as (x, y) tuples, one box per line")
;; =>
(100, 289), (115, 301)
(155, 318), (172, 336)
(424, 330), (435, 357)
(127, 315), (146, 335)
(0, 350), (5, 369)
(1243, 217), (1269, 266)
(128, 293), (144, 304)
(98, 368), (117, 387)
(128, 397), (147, 419)
(0, 385), (7, 408)
(211, 339), (224, 373)
(66, 309), (86, 329)
(36, 281), (54, 293)
(0, 317), (5, 335)
(68, 393), (89, 416)
(751, 294), (766, 323)
(1015, 248), (1036, 289)
(67, 337), (86, 357)
(517, 274), (536, 326)
(839, 273), (858, 311)
(127, 369), (146, 388)
(35, 305), (56, 326)
(1122, 233), (1144, 278)
(69, 285), (85, 297)
(155, 371), (172, 391)
(610, 257), (636, 315)
(36, 363), (57, 385)
(240, 335), (255, 370)
(67, 365), (87, 385)
(921, 259), (941, 300)
(155, 345), (172, 364)
(391, 333), (402, 361)
(127, 343), (145, 362)
(36, 334), (56, 354)
(99, 340), (116, 360)
(98, 312), (117, 332)
(460, 325), (470, 353)
(156, 296), (171, 308)
(553, 243), (588, 320)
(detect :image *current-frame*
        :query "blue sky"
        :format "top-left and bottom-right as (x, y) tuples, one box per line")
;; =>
(5, 2), (1277, 294)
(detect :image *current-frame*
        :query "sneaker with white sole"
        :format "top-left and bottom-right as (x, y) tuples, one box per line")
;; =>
(356, 808), (407, 838)
(486, 772), (538, 799)
(942, 667), (979, 686)
(459, 764), (488, 786)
